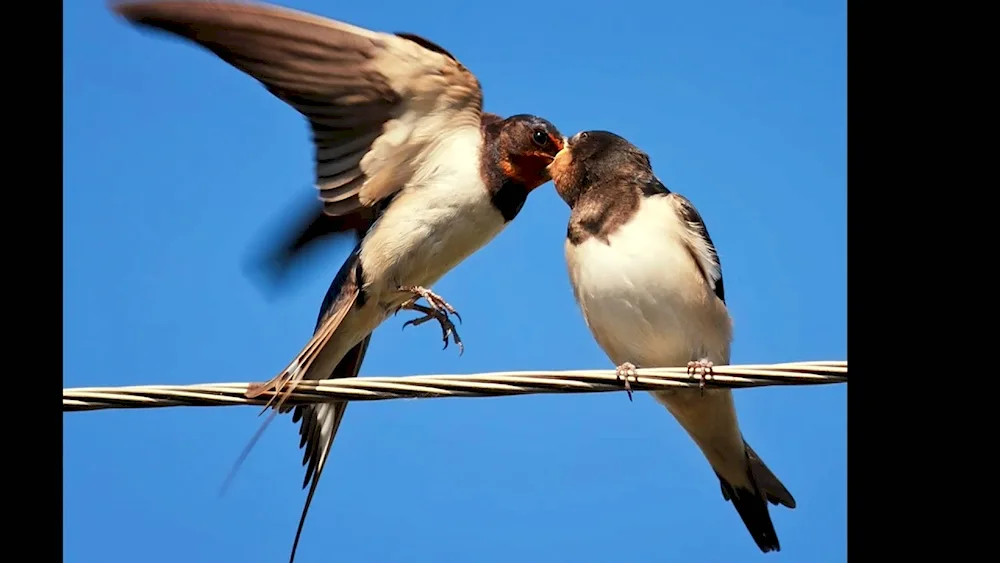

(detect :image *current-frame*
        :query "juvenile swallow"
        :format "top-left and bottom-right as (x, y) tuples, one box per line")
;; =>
(548, 131), (795, 553)
(112, 1), (564, 561)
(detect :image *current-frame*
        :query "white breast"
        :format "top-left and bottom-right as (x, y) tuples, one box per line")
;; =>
(565, 195), (732, 368)
(359, 128), (507, 307)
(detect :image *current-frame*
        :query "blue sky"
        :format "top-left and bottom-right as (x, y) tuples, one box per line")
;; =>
(63, 1), (846, 561)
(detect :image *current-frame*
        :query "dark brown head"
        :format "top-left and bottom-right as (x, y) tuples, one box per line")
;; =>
(486, 114), (565, 191)
(548, 130), (654, 208)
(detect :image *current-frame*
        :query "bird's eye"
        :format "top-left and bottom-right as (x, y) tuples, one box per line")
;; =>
(532, 129), (550, 147)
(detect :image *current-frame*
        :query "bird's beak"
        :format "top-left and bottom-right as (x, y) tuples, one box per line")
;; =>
(548, 136), (571, 171)
(547, 136), (573, 183)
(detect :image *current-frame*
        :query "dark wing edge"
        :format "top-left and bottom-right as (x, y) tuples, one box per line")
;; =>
(745, 442), (797, 508)
(394, 32), (457, 60)
(664, 189), (726, 304)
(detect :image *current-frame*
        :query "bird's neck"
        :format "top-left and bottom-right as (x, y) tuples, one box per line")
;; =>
(567, 185), (643, 245)
(489, 177), (531, 221)
(480, 122), (532, 222)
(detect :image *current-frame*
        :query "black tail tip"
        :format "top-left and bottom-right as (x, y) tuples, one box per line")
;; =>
(756, 537), (782, 554)
(721, 480), (782, 553)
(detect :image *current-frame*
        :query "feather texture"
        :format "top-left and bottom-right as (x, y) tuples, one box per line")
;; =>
(112, 0), (485, 219)
(112, 6), (558, 562)
(556, 131), (795, 553)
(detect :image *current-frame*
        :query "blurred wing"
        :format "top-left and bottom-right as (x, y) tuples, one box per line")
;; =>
(112, 0), (485, 217)
(243, 189), (379, 295)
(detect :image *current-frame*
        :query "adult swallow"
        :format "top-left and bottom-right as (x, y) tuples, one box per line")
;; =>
(111, 1), (564, 561)
(548, 130), (795, 553)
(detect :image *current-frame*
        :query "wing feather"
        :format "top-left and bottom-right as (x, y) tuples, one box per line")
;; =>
(665, 191), (726, 304)
(112, 0), (485, 218)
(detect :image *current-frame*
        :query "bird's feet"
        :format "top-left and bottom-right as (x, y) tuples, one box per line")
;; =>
(615, 362), (638, 401)
(398, 285), (463, 354)
(686, 358), (715, 396)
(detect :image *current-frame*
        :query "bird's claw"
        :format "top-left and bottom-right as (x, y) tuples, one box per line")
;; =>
(398, 286), (464, 355)
(686, 359), (715, 396)
(400, 285), (462, 323)
(615, 362), (638, 401)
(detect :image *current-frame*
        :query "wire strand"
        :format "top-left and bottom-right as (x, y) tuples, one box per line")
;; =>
(63, 360), (846, 412)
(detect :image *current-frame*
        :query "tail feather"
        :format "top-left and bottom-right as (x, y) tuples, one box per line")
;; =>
(716, 443), (794, 553)
(281, 245), (372, 563)
(222, 238), (372, 563)
(746, 442), (796, 509)
(287, 334), (370, 563)
(717, 471), (781, 553)
(218, 245), (364, 497)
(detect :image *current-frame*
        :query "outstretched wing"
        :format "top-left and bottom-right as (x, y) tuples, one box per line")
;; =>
(112, 0), (485, 218)
(113, 0), (487, 402)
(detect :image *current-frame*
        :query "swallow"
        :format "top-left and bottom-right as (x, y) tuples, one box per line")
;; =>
(111, 1), (564, 561)
(548, 130), (795, 553)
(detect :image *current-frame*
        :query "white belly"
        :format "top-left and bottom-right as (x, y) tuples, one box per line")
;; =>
(358, 134), (507, 310)
(565, 196), (732, 368)
(306, 143), (508, 375)
(565, 196), (749, 485)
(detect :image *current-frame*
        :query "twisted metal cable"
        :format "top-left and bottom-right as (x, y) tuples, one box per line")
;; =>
(63, 360), (846, 412)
